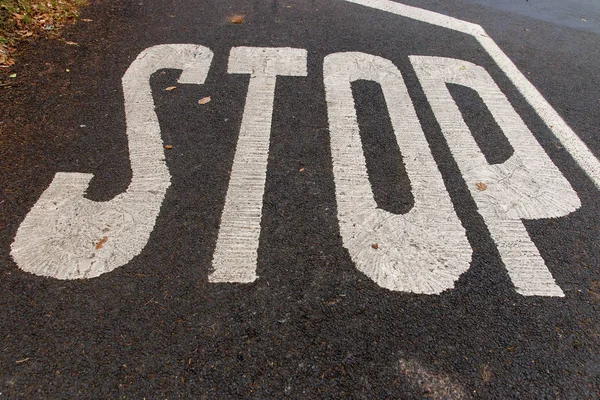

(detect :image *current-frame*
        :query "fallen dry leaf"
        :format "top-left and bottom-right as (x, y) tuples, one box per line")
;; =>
(476, 182), (488, 191)
(81, 18), (93, 22)
(164, 144), (173, 149)
(197, 96), (211, 105)
(229, 14), (245, 24)
(480, 364), (492, 384)
(165, 86), (177, 91)
(65, 41), (79, 46)
(95, 236), (108, 250)
(372, 243), (379, 249)
(299, 167), (305, 172)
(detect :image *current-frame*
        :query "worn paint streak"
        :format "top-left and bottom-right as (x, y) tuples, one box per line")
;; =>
(411, 56), (580, 296)
(399, 359), (469, 399)
(11, 44), (214, 279)
(209, 47), (308, 283)
(324, 52), (472, 294)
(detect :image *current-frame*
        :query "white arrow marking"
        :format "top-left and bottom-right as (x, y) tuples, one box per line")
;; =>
(11, 44), (214, 279)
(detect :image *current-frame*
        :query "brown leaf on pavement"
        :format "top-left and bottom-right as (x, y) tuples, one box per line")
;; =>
(229, 14), (245, 24)
(476, 182), (488, 191)
(197, 96), (211, 105)
(480, 364), (492, 384)
(165, 86), (177, 91)
(95, 236), (108, 250)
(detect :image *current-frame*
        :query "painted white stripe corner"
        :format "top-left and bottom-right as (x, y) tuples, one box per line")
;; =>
(343, 0), (600, 190)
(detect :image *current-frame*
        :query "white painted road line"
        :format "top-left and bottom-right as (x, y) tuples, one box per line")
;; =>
(345, 0), (600, 191)
(209, 47), (308, 283)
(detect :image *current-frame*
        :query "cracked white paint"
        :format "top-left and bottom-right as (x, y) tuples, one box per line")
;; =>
(11, 2), (595, 296)
(209, 47), (308, 283)
(11, 44), (214, 279)
(324, 52), (472, 294)
(411, 56), (581, 296)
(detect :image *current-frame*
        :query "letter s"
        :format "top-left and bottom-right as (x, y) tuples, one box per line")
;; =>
(11, 44), (213, 279)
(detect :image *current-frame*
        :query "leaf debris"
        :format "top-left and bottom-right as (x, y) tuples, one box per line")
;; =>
(95, 236), (108, 250)
(0, 0), (89, 67)
(197, 96), (211, 105)
(229, 14), (245, 24)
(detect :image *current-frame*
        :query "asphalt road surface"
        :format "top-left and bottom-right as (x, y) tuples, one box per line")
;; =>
(0, 0), (599, 398)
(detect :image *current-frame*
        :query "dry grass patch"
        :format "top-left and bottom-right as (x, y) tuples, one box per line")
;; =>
(0, 0), (87, 66)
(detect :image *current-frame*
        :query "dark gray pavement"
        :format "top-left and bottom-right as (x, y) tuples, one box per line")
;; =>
(465, 0), (600, 36)
(0, 0), (598, 398)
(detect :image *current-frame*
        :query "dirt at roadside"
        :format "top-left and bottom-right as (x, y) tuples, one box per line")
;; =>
(0, 0), (88, 68)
